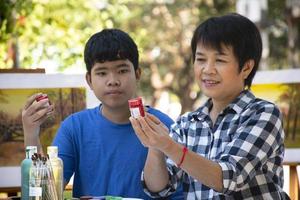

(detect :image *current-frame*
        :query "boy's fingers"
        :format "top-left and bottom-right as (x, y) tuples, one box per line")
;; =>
(24, 101), (39, 117)
(32, 107), (53, 122)
(33, 113), (49, 125)
(25, 99), (52, 117)
(24, 104), (53, 126)
(23, 93), (42, 110)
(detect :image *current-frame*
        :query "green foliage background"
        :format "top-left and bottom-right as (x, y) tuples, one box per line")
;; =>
(0, 0), (299, 112)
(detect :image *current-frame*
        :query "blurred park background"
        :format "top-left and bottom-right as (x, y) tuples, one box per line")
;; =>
(1, 0), (300, 114)
(1, 0), (300, 198)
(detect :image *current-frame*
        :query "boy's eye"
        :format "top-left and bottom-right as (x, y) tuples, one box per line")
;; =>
(119, 69), (129, 74)
(96, 71), (106, 76)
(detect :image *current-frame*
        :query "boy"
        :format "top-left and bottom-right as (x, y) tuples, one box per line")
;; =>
(130, 13), (289, 199)
(22, 29), (182, 199)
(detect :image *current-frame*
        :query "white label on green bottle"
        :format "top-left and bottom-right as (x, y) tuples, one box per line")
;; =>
(29, 187), (42, 196)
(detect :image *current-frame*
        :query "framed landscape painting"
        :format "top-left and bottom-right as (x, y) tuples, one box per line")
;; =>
(0, 74), (98, 167)
(0, 73), (99, 188)
(0, 87), (86, 166)
(251, 69), (300, 162)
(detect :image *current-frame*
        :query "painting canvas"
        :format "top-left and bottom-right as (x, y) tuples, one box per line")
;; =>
(252, 83), (300, 148)
(250, 69), (300, 153)
(0, 88), (86, 166)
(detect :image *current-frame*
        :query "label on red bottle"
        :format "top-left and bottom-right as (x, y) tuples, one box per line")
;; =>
(128, 97), (145, 118)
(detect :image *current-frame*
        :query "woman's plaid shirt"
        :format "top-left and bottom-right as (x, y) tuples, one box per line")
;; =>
(142, 90), (289, 199)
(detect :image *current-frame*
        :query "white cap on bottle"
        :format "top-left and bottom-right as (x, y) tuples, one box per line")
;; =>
(26, 146), (37, 159)
(47, 146), (58, 159)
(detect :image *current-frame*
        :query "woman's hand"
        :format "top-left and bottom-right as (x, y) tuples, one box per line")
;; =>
(129, 112), (173, 151)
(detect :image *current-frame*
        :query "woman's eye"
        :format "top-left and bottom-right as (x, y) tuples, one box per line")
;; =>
(216, 59), (226, 63)
(196, 58), (205, 62)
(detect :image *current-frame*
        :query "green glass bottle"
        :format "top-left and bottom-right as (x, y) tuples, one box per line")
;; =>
(21, 146), (37, 200)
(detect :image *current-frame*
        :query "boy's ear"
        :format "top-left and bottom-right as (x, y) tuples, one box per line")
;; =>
(241, 59), (254, 79)
(85, 72), (93, 90)
(135, 68), (142, 80)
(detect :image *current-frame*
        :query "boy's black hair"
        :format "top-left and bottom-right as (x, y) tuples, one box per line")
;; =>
(191, 13), (262, 88)
(84, 28), (139, 74)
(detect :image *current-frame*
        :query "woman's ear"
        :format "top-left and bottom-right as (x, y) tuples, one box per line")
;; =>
(242, 59), (254, 79)
(135, 68), (142, 81)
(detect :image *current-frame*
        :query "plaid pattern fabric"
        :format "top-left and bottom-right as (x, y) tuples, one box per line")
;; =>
(142, 90), (289, 200)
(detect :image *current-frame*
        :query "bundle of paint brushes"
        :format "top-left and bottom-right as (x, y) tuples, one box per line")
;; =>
(29, 153), (58, 200)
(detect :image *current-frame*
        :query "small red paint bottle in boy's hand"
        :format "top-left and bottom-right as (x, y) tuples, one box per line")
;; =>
(35, 94), (50, 107)
(128, 97), (145, 118)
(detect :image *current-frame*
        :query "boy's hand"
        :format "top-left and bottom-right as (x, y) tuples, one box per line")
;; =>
(129, 113), (172, 151)
(22, 93), (54, 144)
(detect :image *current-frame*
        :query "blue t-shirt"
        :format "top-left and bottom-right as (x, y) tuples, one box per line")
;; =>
(53, 105), (182, 199)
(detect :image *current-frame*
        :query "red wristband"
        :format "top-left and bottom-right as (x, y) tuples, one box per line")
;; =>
(177, 146), (188, 168)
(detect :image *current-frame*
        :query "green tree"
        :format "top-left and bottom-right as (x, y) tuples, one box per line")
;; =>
(0, 0), (34, 68)
(268, 0), (300, 69)
(0, 0), (34, 42)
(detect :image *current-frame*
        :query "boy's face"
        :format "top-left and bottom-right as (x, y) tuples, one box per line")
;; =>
(194, 42), (253, 104)
(86, 59), (141, 110)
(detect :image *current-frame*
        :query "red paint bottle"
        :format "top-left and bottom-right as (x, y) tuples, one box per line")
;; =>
(35, 94), (50, 107)
(128, 97), (145, 118)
